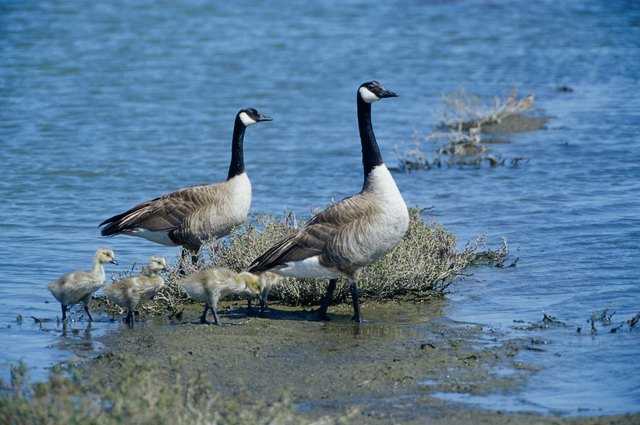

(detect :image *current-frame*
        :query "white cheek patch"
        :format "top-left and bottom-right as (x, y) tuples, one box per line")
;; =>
(359, 86), (380, 103)
(239, 112), (257, 126)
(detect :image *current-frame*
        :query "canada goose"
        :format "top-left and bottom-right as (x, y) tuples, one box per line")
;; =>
(247, 271), (282, 315)
(249, 81), (409, 322)
(47, 248), (118, 321)
(99, 108), (272, 264)
(179, 267), (261, 325)
(104, 256), (167, 323)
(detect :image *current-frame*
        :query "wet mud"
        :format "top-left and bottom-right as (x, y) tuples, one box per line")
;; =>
(81, 299), (638, 424)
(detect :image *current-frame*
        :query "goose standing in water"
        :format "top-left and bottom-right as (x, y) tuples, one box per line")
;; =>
(99, 108), (272, 265)
(178, 268), (261, 325)
(104, 256), (167, 323)
(47, 248), (118, 321)
(249, 81), (408, 322)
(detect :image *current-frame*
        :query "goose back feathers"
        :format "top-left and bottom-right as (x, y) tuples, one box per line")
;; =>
(99, 108), (271, 254)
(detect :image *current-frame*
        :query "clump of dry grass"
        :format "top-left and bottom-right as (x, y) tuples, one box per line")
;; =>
(395, 88), (540, 171)
(0, 359), (340, 425)
(96, 207), (505, 315)
(204, 207), (488, 306)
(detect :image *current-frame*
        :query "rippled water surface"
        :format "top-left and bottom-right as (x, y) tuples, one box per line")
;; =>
(1, 0), (639, 415)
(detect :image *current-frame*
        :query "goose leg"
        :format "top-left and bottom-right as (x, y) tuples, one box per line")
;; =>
(211, 305), (221, 326)
(349, 280), (362, 323)
(199, 303), (210, 324)
(317, 279), (338, 321)
(61, 304), (67, 321)
(84, 305), (94, 322)
(125, 309), (134, 323)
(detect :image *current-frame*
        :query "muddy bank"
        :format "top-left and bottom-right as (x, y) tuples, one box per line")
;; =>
(81, 300), (637, 424)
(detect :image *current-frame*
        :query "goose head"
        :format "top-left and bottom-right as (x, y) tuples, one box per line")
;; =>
(147, 256), (167, 274)
(358, 81), (398, 104)
(236, 271), (261, 295)
(238, 108), (273, 127)
(96, 248), (118, 265)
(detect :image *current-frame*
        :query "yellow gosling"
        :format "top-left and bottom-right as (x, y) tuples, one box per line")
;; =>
(247, 271), (282, 315)
(47, 248), (118, 321)
(179, 268), (261, 325)
(104, 256), (167, 323)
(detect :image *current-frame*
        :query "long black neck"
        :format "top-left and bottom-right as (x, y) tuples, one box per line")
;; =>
(227, 115), (246, 180)
(357, 94), (384, 179)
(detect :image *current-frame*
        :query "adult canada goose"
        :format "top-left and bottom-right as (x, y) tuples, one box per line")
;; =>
(249, 81), (408, 322)
(47, 248), (118, 321)
(99, 108), (272, 264)
(104, 256), (167, 323)
(178, 267), (261, 325)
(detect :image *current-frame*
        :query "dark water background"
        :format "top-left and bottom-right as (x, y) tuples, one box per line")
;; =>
(1, 0), (638, 415)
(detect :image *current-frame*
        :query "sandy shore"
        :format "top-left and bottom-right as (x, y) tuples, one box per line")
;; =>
(79, 299), (637, 424)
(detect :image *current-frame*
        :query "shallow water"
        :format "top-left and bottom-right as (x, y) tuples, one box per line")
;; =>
(1, 0), (639, 415)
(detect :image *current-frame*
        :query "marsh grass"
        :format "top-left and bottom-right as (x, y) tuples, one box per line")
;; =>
(394, 88), (541, 171)
(95, 207), (504, 315)
(0, 359), (344, 425)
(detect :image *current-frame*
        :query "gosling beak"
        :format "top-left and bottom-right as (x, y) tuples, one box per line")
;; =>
(110, 259), (118, 265)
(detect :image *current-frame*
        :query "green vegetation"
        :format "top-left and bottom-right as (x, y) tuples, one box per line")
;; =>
(0, 358), (341, 425)
(394, 88), (545, 171)
(95, 207), (500, 316)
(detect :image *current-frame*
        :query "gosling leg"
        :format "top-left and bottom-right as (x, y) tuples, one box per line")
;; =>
(199, 303), (210, 324)
(83, 305), (94, 322)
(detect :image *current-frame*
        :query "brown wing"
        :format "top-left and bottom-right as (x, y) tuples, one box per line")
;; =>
(248, 194), (369, 273)
(99, 184), (222, 236)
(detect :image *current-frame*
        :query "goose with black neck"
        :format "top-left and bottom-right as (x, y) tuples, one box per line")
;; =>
(99, 108), (272, 265)
(249, 81), (409, 323)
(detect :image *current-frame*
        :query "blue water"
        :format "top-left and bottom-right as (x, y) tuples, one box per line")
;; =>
(1, 0), (639, 416)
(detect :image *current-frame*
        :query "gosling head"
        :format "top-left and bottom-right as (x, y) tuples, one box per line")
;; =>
(147, 256), (167, 274)
(237, 107), (273, 127)
(236, 271), (261, 295)
(358, 81), (398, 104)
(258, 272), (282, 304)
(96, 248), (118, 265)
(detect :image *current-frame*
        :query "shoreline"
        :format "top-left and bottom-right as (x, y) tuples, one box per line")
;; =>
(64, 299), (638, 424)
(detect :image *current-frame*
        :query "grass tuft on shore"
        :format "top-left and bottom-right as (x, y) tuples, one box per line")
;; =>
(0, 358), (340, 425)
(96, 207), (503, 316)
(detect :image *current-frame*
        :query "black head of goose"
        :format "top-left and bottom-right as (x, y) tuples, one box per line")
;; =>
(99, 108), (272, 263)
(249, 81), (408, 323)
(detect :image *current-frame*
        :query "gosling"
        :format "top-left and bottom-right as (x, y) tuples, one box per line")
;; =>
(104, 256), (167, 323)
(247, 271), (282, 315)
(47, 248), (118, 321)
(179, 268), (261, 325)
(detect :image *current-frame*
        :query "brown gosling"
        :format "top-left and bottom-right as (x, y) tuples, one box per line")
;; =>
(104, 256), (167, 323)
(47, 248), (118, 321)
(179, 268), (261, 325)
(247, 271), (282, 315)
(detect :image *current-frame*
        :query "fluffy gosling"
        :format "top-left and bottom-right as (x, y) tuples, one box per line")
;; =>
(104, 256), (167, 323)
(247, 271), (282, 315)
(179, 268), (261, 325)
(47, 248), (118, 321)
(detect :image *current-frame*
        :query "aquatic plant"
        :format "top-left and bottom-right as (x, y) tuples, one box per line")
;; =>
(203, 207), (491, 306)
(394, 88), (542, 171)
(95, 207), (504, 314)
(0, 359), (341, 425)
